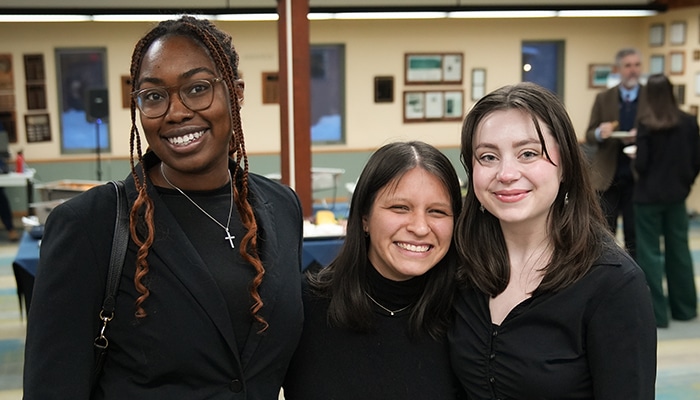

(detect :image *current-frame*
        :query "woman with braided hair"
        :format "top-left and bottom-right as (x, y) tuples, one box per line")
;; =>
(24, 16), (304, 399)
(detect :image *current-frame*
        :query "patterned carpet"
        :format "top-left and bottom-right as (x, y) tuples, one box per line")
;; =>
(0, 245), (25, 399)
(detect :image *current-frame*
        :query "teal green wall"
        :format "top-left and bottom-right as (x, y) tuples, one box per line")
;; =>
(9, 146), (465, 215)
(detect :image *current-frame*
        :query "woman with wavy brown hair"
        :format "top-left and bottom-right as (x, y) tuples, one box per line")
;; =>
(24, 16), (304, 399)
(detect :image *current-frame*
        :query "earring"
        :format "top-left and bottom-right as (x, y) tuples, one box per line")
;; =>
(479, 204), (485, 213)
(564, 192), (569, 206)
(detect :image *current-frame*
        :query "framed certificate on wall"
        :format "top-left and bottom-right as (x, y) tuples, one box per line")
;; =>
(25, 113), (51, 143)
(405, 53), (463, 84)
(649, 24), (664, 46)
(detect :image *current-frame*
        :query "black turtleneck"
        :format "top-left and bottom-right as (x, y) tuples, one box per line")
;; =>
(283, 267), (463, 400)
(365, 263), (426, 315)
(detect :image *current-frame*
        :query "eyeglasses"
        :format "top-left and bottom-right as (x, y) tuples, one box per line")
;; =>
(132, 77), (224, 118)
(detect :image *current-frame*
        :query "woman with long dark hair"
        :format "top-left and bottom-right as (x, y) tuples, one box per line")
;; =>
(284, 141), (465, 399)
(633, 73), (700, 328)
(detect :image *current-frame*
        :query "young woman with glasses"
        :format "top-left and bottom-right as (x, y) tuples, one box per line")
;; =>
(23, 16), (304, 399)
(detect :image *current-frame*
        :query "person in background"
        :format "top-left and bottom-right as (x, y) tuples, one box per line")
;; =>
(0, 186), (18, 241)
(585, 47), (647, 260)
(283, 141), (465, 400)
(23, 16), (304, 399)
(633, 73), (700, 328)
(450, 82), (656, 399)
(0, 122), (18, 241)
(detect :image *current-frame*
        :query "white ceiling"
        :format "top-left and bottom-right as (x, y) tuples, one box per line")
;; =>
(0, 0), (659, 11)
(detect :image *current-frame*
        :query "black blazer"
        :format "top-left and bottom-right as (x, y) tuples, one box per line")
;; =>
(23, 160), (304, 400)
(585, 85), (647, 191)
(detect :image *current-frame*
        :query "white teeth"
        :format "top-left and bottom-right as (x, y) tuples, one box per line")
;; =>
(396, 242), (430, 252)
(168, 131), (204, 146)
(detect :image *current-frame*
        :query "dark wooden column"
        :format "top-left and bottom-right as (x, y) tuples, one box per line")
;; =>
(277, 0), (312, 217)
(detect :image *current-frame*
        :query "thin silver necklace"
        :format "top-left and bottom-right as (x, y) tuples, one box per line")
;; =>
(160, 163), (235, 249)
(365, 291), (412, 316)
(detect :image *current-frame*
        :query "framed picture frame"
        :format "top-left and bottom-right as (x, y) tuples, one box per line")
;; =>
(373, 76), (394, 103)
(0, 111), (17, 143)
(120, 75), (132, 108)
(588, 64), (614, 89)
(670, 21), (686, 45)
(25, 113), (52, 143)
(404, 91), (425, 121)
(24, 54), (47, 111)
(23, 54), (44, 81)
(405, 54), (442, 83)
(25, 83), (47, 110)
(650, 55), (665, 74)
(442, 54), (463, 83)
(649, 24), (665, 47)
(404, 90), (463, 122)
(444, 90), (464, 120)
(261, 72), (279, 104)
(405, 53), (463, 84)
(673, 84), (686, 105)
(669, 51), (685, 75)
(424, 91), (444, 119)
(471, 68), (486, 100)
(0, 54), (13, 92)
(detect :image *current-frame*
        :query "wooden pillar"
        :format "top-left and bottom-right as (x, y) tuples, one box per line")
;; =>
(277, 0), (312, 217)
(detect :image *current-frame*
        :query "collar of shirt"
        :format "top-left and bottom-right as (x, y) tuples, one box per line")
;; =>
(619, 85), (640, 102)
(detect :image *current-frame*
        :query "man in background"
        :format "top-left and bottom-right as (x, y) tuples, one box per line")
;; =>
(585, 48), (646, 259)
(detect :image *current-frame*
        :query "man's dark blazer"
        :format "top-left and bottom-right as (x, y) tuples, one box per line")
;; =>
(23, 159), (304, 400)
(585, 84), (647, 191)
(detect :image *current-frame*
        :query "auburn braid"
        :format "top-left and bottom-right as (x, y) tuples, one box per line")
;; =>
(127, 16), (267, 330)
(127, 22), (163, 318)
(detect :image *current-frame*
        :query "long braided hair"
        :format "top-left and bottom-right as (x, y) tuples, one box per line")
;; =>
(127, 16), (268, 331)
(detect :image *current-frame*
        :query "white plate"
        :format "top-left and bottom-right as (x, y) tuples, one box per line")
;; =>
(610, 131), (633, 138)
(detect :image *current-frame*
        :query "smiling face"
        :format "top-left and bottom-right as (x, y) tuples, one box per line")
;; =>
(136, 34), (232, 187)
(362, 167), (454, 281)
(472, 109), (562, 231)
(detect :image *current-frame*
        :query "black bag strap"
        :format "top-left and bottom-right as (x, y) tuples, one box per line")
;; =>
(102, 180), (129, 317)
(92, 180), (129, 374)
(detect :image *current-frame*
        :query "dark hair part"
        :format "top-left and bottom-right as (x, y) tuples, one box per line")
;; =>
(640, 73), (680, 130)
(127, 16), (269, 331)
(455, 82), (613, 296)
(309, 141), (462, 339)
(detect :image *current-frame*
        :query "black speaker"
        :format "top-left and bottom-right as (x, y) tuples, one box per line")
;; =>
(85, 88), (109, 122)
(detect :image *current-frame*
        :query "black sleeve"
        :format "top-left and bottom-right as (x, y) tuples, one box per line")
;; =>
(23, 185), (117, 399)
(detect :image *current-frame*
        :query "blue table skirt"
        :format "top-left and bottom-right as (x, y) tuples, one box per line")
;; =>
(14, 231), (40, 276)
(11, 232), (344, 314)
(301, 237), (344, 271)
(14, 232), (344, 277)
(12, 231), (40, 315)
